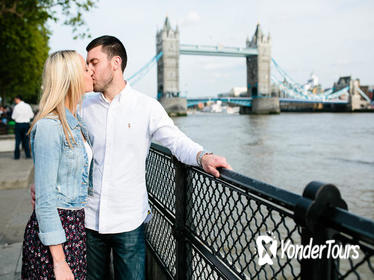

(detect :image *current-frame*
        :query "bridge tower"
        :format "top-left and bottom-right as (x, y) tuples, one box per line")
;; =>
(243, 24), (280, 114)
(156, 17), (187, 116)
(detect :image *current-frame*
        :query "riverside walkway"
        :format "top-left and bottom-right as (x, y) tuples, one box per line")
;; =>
(0, 149), (33, 279)
(0, 142), (373, 279)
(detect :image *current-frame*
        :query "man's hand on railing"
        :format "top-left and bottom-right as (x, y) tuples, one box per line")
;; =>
(30, 183), (35, 209)
(201, 154), (232, 177)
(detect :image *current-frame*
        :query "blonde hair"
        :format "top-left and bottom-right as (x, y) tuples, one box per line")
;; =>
(29, 50), (85, 147)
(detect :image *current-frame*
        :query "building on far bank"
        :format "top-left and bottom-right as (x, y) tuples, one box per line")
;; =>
(360, 85), (374, 101)
(218, 87), (247, 98)
(333, 76), (374, 101)
(333, 76), (351, 92)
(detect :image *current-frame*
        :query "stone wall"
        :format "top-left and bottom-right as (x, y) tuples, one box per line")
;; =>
(252, 97), (280, 114)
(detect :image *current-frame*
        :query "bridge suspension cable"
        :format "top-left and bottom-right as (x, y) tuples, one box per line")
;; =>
(127, 52), (163, 85)
(271, 58), (349, 101)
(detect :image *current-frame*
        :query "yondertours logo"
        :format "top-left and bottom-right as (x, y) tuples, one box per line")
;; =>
(256, 233), (278, 265)
(256, 232), (360, 266)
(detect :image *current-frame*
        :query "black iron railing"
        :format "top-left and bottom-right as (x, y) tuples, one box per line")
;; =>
(145, 143), (374, 280)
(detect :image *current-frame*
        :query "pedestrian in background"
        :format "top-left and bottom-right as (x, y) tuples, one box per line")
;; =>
(11, 95), (34, 159)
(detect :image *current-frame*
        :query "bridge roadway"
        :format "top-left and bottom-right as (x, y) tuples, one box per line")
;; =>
(179, 44), (257, 57)
(186, 97), (349, 108)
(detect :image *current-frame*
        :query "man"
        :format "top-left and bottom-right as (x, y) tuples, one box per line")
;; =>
(11, 95), (34, 159)
(83, 36), (231, 279)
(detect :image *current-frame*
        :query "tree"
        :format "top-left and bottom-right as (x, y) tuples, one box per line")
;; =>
(0, 1), (96, 39)
(0, 0), (97, 105)
(0, 12), (49, 104)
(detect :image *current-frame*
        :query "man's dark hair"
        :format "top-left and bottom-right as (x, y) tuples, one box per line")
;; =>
(15, 95), (23, 101)
(86, 35), (127, 72)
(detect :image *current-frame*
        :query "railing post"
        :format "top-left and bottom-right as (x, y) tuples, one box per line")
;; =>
(295, 181), (348, 280)
(173, 157), (188, 280)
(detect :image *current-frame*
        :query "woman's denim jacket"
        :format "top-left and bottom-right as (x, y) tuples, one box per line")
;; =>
(30, 109), (92, 246)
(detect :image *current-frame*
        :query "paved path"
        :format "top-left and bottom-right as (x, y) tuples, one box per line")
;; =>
(0, 243), (22, 280)
(0, 152), (33, 279)
(0, 152), (33, 190)
(0, 135), (14, 153)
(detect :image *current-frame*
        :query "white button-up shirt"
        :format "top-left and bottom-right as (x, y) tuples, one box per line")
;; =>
(80, 83), (202, 233)
(11, 101), (34, 123)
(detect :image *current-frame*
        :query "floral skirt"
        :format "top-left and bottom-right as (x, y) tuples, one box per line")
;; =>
(22, 208), (87, 279)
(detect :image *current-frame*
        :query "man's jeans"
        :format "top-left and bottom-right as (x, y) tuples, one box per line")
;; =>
(86, 223), (146, 280)
(14, 122), (31, 159)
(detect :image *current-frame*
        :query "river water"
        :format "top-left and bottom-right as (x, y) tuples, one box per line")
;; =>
(172, 112), (374, 220)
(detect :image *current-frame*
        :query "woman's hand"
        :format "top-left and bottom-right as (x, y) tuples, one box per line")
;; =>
(54, 260), (74, 280)
(49, 244), (74, 280)
(30, 183), (35, 208)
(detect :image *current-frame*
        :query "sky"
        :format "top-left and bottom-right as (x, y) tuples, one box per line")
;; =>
(48, 0), (374, 98)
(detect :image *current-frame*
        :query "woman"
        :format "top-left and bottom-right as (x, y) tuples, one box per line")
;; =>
(22, 50), (93, 279)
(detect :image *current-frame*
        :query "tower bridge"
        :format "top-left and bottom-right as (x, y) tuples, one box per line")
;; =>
(127, 17), (372, 115)
(155, 17), (277, 115)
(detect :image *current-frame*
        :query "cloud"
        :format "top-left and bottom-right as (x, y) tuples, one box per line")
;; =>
(331, 59), (363, 67)
(179, 11), (201, 26)
(202, 61), (243, 71)
(211, 72), (231, 79)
